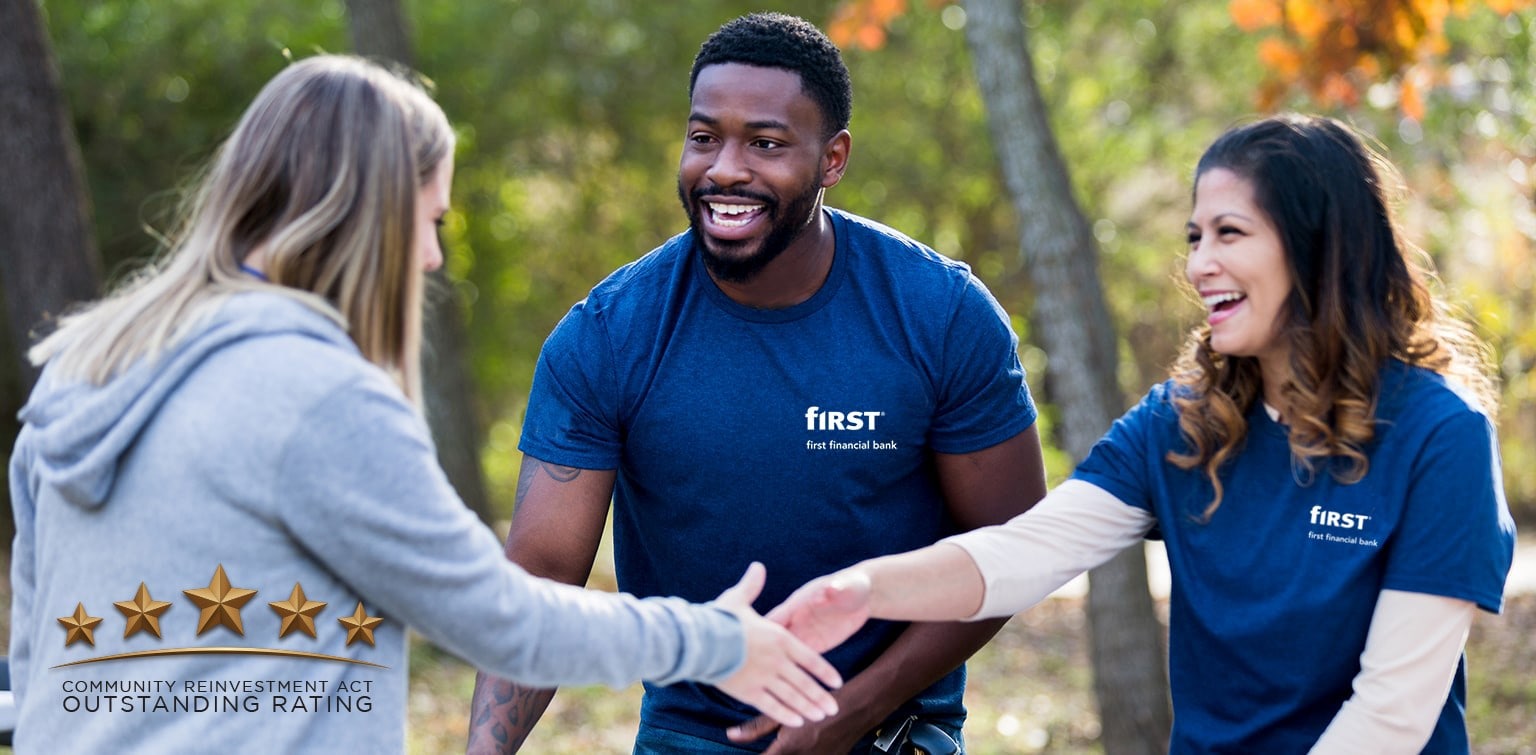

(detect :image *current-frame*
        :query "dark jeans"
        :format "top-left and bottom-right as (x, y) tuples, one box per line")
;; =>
(631, 721), (963, 754)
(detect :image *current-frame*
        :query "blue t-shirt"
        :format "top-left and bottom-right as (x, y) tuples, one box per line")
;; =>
(1073, 363), (1515, 754)
(521, 208), (1037, 745)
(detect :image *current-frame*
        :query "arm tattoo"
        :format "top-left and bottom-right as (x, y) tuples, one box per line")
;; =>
(468, 676), (557, 753)
(538, 460), (582, 483)
(474, 460), (584, 751)
(514, 459), (583, 502)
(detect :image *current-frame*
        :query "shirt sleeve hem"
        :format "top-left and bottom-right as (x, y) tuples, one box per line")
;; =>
(1379, 578), (1506, 614)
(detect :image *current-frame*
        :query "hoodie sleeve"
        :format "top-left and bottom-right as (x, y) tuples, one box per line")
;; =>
(8, 431), (37, 697)
(270, 372), (745, 688)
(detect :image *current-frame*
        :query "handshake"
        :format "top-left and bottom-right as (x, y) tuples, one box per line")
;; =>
(698, 541), (982, 742)
(707, 561), (878, 733)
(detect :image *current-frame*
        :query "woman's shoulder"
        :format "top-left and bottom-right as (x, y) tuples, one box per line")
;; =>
(1371, 362), (1498, 461)
(1097, 379), (1188, 440)
(196, 291), (394, 403)
(1140, 379), (1192, 415)
(1378, 361), (1491, 424)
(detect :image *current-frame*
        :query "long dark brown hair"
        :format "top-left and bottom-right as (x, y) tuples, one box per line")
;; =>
(1168, 114), (1497, 518)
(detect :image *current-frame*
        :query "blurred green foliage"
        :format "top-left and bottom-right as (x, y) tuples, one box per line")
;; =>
(39, 0), (1536, 519)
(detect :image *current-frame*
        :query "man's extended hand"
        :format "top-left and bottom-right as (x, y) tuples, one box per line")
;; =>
(712, 563), (845, 729)
(725, 685), (872, 753)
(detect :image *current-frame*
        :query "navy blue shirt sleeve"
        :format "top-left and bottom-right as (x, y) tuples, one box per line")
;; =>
(927, 275), (1037, 454)
(1382, 408), (1516, 613)
(1071, 385), (1171, 513)
(519, 301), (624, 470)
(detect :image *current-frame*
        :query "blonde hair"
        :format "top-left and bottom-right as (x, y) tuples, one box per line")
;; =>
(31, 55), (453, 404)
(1168, 114), (1497, 519)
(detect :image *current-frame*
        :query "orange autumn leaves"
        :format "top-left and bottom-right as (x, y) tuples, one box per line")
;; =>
(828, 0), (947, 50)
(1231, 0), (1531, 118)
(829, 0), (1528, 120)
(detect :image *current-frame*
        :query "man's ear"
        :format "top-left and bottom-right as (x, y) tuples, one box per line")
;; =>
(820, 129), (851, 189)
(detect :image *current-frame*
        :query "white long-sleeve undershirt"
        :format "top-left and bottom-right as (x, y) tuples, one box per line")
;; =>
(941, 479), (1477, 753)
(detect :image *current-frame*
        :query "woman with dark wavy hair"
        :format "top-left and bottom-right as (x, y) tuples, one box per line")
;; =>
(771, 114), (1516, 753)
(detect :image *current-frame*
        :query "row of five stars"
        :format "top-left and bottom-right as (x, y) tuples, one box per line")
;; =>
(58, 565), (384, 648)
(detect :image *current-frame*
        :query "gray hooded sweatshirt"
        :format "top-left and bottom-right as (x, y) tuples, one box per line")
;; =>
(8, 291), (744, 753)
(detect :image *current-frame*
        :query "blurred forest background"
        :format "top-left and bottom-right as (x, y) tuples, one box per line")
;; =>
(7, 0), (1533, 518)
(2, 0), (1534, 752)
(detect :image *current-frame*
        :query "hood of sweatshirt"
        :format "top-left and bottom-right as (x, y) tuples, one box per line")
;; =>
(18, 291), (354, 511)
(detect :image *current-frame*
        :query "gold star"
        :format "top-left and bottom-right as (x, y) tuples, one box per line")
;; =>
(114, 582), (172, 639)
(58, 603), (104, 647)
(269, 583), (327, 639)
(183, 564), (258, 636)
(338, 602), (383, 647)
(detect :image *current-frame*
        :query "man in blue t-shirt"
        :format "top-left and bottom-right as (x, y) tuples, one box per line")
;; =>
(467, 13), (1047, 753)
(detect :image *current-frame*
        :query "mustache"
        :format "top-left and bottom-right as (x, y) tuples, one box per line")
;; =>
(690, 186), (775, 207)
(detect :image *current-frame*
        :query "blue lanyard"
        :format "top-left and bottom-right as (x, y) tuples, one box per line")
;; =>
(239, 263), (269, 282)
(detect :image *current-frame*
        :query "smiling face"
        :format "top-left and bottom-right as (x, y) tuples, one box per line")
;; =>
(677, 63), (847, 283)
(1186, 168), (1294, 372)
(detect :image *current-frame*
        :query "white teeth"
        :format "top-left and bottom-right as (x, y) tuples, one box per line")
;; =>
(1202, 292), (1246, 308)
(708, 202), (761, 215)
(708, 202), (762, 228)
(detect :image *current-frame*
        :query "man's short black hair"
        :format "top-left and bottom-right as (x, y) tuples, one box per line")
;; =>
(689, 12), (853, 138)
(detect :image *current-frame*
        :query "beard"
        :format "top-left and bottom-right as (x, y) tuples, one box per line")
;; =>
(678, 176), (823, 284)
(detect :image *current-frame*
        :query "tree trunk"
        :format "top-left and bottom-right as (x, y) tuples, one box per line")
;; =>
(961, 0), (1172, 752)
(0, 304), (23, 554)
(420, 279), (493, 526)
(0, 0), (108, 552)
(344, 0), (494, 526)
(344, 0), (414, 68)
(0, 0), (104, 391)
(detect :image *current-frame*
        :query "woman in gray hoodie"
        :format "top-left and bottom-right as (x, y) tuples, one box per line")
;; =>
(7, 54), (840, 753)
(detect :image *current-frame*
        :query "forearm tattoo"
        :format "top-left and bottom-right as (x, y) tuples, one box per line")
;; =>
(473, 460), (583, 751)
(467, 677), (555, 753)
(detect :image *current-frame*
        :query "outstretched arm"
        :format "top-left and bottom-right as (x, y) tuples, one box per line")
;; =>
(769, 542), (984, 637)
(466, 456), (614, 754)
(774, 478), (1155, 647)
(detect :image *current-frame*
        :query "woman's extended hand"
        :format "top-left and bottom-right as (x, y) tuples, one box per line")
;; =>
(765, 569), (871, 654)
(711, 562), (844, 728)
